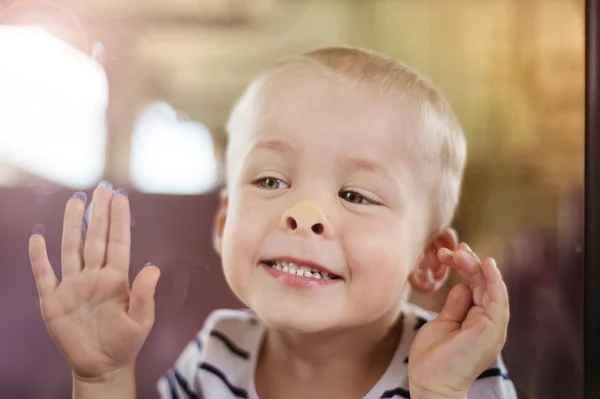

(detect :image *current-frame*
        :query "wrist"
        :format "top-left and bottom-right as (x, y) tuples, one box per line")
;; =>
(73, 364), (135, 384)
(73, 364), (136, 399)
(410, 384), (467, 399)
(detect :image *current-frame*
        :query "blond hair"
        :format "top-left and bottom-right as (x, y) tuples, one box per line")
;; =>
(226, 46), (467, 232)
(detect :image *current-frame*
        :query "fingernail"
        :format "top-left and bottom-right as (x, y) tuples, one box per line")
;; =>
(113, 187), (128, 198)
(70, 191), (88, 203)
(463, 242), (472, 251)
(32, 223), (46, 236)
(97, 180), (113, 190)
(439, 247), (453, 256)
(143, 262), (153, 268)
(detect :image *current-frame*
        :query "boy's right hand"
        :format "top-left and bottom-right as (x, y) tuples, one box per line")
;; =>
(29, 183), (161, 382)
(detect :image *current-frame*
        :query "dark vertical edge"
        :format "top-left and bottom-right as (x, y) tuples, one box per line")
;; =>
(585, 0), (600, 398)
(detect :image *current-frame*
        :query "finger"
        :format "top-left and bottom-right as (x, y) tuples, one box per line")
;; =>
(481, 257), (510, 328)
(438, 248), (486, 305)
(439, 248), (486, 301)
(61, 192), (87, 277)
(437, 247), (458, 266)
(459, 242), (480, 262)
(453, 249), (480, 275)
(438, 248), (475, 279)
(83, 183), (113, 270)
(29, 232), (58, 299)
(455, 249), (487, 304)
(440, 243), (480, 270)
(436, 283), (472, 323)
(106, 191), (131, 273)
(458, 242), (485, 306)
(129, 265), (161, 331)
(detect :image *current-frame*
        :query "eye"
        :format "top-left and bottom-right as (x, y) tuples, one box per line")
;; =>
(340, 190), (371, 204)
(255, 177), (289, 190)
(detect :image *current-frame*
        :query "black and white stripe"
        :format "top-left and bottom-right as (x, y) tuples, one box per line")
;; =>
(199, 362), (249, 398)
(209, 329), (250, 359)
(164, 368), (203, 399)
(377, 366), (511, 399)
(380, 387), (411, 398)
(477, 367), (511, 381)
(158, 307), (517, 399)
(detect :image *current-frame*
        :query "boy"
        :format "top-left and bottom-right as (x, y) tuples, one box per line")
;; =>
(29, 46), (517, 398)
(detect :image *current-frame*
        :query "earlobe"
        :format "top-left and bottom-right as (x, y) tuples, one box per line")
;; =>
(408, 227), (458, 294)
(212, 190), (229, 255)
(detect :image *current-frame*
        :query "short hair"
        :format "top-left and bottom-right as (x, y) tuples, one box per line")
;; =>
(226, 46), (467, 232)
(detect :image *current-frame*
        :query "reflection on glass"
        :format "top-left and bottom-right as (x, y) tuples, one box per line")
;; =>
(0, 1), (585, 399)
(0, 26), (107, 188)
(130, 102), (218, 195)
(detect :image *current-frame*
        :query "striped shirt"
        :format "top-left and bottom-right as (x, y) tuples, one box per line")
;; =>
(157, 303), (518, 398)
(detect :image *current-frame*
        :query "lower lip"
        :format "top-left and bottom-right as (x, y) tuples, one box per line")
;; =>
(261, 263), (342, 288)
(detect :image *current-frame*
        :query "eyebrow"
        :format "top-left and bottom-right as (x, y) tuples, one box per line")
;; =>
(249, 140), (389, 176)
(250, 139), (297, 154)
(343, 156), (390, 176)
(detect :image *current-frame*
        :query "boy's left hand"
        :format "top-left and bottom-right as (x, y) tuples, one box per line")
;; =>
(408, 243), (510, 399)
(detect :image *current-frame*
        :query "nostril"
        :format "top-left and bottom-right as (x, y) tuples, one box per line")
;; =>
(311, 223), (324, 235)
(287, 217), (297, 230)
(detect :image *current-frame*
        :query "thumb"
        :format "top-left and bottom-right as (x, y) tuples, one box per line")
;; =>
(437, 283), (472, 323)
(129, 265), (161, 331)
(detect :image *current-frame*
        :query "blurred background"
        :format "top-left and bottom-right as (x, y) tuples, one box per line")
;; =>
(0, 0), (585, 398)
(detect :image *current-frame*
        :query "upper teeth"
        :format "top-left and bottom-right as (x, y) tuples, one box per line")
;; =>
(270, 260), (333, 280)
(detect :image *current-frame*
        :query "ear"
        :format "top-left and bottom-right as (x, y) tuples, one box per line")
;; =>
(212, 189), (228, 255)
(408, 227), (459, 294)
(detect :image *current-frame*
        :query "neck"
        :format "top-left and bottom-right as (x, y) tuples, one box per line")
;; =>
(255, 311), (404, 399)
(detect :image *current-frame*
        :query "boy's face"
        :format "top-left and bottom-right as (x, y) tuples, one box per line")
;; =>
(217, 70), (432, 332)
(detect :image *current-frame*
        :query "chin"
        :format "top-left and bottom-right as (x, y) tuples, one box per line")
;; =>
(258, 310), (338, 333)
(249, 298), (347, 333)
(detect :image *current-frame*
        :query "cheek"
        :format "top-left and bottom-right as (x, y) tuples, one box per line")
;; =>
(348, 229), (409, 283)
(221, 198), (262, 299)
(221, 193), (275, 268)
(343, 217), (417, 304)
(223, 201), (254, 259)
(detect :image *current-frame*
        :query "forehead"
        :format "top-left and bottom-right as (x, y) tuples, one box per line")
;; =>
(240, 68), (424, 159)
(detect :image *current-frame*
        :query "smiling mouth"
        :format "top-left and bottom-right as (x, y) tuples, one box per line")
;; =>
(264, 260), (341, 280)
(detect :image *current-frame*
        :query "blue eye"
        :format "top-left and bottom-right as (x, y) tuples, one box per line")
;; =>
(340, 190), (370, 204)
(256, 177), (289, 190)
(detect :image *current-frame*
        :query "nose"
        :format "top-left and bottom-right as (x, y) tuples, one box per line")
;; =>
(279, 200), (331, 237)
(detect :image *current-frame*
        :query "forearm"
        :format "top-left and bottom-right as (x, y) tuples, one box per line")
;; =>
(72, 366), (136, 399)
